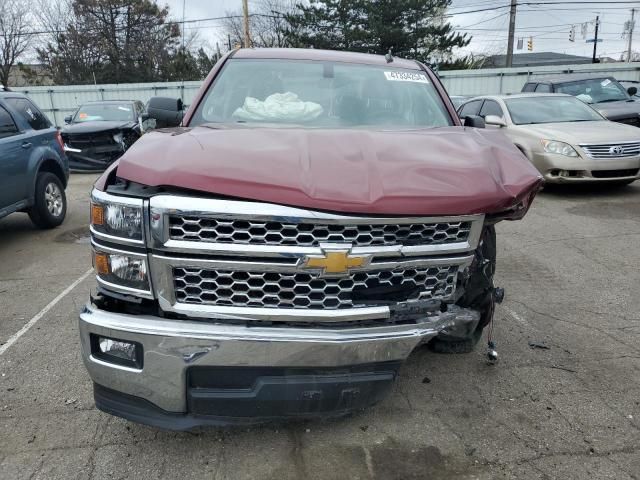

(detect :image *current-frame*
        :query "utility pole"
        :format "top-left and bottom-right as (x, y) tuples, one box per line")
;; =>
(242, 0), (251, 48)
(506, 0), (518, 67)
(627, 9), (636, 62)
(592, 15), (599, 63)
(181, 0), (186, 52)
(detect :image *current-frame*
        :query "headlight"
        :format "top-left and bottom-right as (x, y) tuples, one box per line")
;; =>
(541, 140), (579, 157)
(91, 191), (143, 242)
(93, 249), (151, 294)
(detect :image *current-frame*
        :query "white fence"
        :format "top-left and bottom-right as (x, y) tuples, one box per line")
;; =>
(439, 61), (640, 96)
(13, 81), (202, 127)
(12, 62), (640, 126)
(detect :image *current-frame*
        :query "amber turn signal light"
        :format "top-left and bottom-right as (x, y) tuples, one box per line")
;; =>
(93, 252), (110, 275)
(91, 203), (104, 225)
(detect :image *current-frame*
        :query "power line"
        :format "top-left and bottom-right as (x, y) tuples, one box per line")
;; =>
(449, 1), (640, 17)
(457, 12), (510, 29)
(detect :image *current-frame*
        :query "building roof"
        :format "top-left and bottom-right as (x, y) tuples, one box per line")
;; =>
(533, 73), (615, 83)
(482, 52), (593, 68)
(232, 48), (421, 70)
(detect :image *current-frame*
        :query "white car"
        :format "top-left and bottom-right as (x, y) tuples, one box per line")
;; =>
(458, 93), (640, 185)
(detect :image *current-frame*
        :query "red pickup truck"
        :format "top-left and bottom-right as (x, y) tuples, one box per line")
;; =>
(81, 48), (542, 430)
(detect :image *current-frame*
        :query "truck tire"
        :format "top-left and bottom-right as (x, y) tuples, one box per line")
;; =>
(28, 172), (67, 229)
(429, 225), (497, 354)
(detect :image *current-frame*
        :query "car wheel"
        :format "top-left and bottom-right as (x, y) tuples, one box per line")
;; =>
(28, 172), (67, 229)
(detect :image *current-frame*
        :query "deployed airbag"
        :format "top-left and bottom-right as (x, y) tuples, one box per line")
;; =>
(233, 92), (324, 122)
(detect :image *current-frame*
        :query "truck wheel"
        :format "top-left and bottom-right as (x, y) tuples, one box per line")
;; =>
(28, 172), (67, 229)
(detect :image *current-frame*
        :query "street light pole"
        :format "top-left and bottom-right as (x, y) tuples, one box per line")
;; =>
(242, 0), (251, 48)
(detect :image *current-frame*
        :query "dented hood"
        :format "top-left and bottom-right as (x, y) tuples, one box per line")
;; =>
(114, 126), (543, 216)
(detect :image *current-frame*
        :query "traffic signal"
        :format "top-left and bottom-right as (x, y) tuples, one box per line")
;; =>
(527, 37), (533, 51)
(569, 27), (575, 42)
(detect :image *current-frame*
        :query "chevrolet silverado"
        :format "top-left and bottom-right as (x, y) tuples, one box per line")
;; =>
(81, 48), (542, 430)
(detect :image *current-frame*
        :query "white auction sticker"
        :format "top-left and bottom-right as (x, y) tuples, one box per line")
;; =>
(384, 71), (430, 83)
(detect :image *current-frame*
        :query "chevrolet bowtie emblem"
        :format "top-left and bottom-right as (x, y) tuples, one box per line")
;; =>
(303, 248), (371, 276)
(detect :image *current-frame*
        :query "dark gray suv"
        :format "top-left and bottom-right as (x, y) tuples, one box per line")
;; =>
(0, 92), (69, 228)
(522, 74), (640, 127)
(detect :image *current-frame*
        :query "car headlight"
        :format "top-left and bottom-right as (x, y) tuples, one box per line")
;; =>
(93, 248), (151, 295)
(91, 191), (143, 242)
(541, 140), (579, 157)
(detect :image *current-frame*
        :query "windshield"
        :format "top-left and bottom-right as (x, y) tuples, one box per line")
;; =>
(190, 59), (453, 128)
(554, 78), (630, 104)
(505, 96), (604, 125)
(73, 103), (134, 123)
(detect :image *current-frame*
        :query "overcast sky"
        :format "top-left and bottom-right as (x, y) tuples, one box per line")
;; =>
(163, 0), (637, 61)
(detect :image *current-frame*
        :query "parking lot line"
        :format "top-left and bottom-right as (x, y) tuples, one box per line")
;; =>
(0, 268), (93, 356)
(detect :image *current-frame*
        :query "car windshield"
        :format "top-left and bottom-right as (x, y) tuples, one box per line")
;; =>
(505, 96), (604, 125)
(554, 78), (630, 104)
(190, 59), (453, 128)
(73, 103), (134, 123)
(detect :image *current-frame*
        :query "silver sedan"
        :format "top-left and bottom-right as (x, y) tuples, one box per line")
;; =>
(458, 93), (640, 185)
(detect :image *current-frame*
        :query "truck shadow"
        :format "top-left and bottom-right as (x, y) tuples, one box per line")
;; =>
(540, 181), (639, 198)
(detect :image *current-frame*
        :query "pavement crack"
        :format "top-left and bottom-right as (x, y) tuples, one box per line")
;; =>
(86, 416), (109, 480)
(517, 231), (640, 249)
(287, 428), (309, 480)
(25, 457), (46, 480)
(514, 444), (640, 465)
(509, 299), (640, 354)
(212, 431), (227, 480)
(362, 445), (375, 479)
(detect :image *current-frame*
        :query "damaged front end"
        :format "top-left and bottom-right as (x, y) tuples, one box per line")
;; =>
(62, 127), (139, 172)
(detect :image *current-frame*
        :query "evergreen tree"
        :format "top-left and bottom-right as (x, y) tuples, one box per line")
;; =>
(285, 0), (470, 63)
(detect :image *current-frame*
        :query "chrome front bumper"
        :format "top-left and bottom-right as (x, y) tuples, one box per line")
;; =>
(79, 303), (479, 413)
(533, 152), (640, 183)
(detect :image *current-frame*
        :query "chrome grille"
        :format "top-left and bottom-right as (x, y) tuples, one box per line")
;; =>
(580, 142), (640, 159)
(173, 266), (458, 310)
(168, 216), (472, 247)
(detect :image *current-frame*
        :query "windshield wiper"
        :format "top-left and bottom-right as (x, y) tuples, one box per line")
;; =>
(596, 99), (623, 103)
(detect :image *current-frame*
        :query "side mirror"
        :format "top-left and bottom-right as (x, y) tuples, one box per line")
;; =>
(463, 115), (485, 128)
(627, 86), (637, 96)
(64, 115), (72, 124)
(147, 97), (184, 127)
(484, 115), (507, 127)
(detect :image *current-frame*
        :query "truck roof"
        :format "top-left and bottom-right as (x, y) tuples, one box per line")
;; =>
(232, 48), (422, 70)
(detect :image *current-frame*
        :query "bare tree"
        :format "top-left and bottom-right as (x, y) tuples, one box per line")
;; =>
(0, 0), (33, 87)
(222, 0), (299, 49)
(34, 0), (73, 47)
(37, 0), (181, 85)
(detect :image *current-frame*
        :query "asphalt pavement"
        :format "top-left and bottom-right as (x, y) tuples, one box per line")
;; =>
(0, 174), (639, 479)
